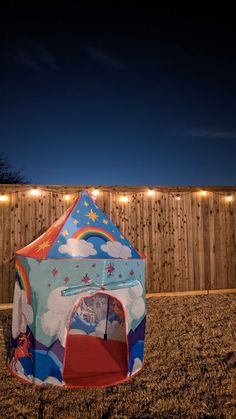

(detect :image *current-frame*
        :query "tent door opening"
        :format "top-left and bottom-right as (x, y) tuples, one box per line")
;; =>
(63, 293), (128, 386)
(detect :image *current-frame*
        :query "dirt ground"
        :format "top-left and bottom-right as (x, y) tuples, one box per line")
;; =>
(0, 294), (236, 418)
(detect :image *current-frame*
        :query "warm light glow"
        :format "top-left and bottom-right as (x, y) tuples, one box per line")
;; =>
(91, 189), (100, 197)
(30, 189), (41, 196)
(176, 194), (181, 200)
(147, 189), (155, 196)
(226, 194), (233, 202)
(0, 195), (9, 202)
(120, 195), (129, 203)
(64, 194), (71, 201)
(201, 190), (207, 196)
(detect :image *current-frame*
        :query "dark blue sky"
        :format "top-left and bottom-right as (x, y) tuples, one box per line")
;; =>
(0, 4), (236, 185)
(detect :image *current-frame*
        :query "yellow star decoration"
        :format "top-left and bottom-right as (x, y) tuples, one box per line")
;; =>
(72, 219), (79, 225)
(102, 219), (109, 225)
(37, 240), (51, 252)
(86, 209), (99, 222)
(84, 201), (89, 207)
(62, 230), (69, 236)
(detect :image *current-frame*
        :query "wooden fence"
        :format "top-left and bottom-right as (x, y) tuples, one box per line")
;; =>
(0, 185), (236, 303)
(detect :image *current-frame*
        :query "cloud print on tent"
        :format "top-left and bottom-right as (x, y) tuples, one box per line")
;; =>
(101, 241), (132, 258)
(58, 238), (132, 258)
(59, 238), (97, 257)
(12, 282), (34, 338)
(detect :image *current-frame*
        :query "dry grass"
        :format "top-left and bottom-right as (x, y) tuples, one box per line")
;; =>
(0, 294), (236, 418)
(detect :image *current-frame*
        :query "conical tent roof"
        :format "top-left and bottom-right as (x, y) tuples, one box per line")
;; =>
(17, 191), (142, 260)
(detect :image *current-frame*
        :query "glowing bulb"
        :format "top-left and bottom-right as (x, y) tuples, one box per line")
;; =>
(176, 194), (181, 201)
(201, 190), (207, 196)
(147, 189), (155, 196)
(30, 189), (40, 196)
(64, 194), (71, 201)
(226, 195), (233, 202)
(0, 195), (9, 202)
(120, 196), (129, 203)
(91, 189), (100, 197)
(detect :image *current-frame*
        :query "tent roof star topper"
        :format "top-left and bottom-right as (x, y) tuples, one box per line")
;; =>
(17, 191), (143, 260)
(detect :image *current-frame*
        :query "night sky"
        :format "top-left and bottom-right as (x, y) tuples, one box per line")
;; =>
(0, 4), (236, 185)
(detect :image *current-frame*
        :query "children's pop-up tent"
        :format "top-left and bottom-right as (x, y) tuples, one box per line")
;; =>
(7, 191), (146, 387)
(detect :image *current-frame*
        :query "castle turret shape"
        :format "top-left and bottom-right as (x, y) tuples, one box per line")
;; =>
(8, 191), (146, 387)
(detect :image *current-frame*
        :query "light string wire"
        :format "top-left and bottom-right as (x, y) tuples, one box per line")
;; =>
(0, 186), (235, 199)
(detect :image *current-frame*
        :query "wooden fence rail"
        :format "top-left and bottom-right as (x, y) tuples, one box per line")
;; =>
(0, 185), (236, 303)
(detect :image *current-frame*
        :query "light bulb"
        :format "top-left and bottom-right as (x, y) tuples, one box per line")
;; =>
(201, 190), (207, 196)
(30, 189), (40, 196)
(64, 194), (71, 201)
(120, 196), (129, 203)
(0, 195), (9, 202)
(226, 195), (233, 202)
(91, 189), (100, 197)
(147, 189), (155, 196)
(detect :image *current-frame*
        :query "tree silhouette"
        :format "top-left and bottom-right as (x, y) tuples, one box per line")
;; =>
(0, 154), (29, 184)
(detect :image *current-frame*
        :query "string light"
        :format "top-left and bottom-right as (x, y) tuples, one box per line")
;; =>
(226, 194), (233, 202)
(147, 189), (155, 196)
(91, 189), (100, 197)
(0, 187), (235, 202)
(120, 196), (129, 203)
(30, 189), (41, 196)
(0, 194), (9, 202)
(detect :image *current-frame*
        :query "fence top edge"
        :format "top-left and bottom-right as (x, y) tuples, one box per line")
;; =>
(0, 184), (236, 193)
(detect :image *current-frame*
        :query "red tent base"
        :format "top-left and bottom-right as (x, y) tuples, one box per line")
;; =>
(63, 335), (128, 387)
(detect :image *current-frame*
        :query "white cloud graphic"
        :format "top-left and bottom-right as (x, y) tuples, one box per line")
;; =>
(41, 286), (91, 347)
(41, 310), (62, 337)
(132, 357), (142, 374)
(101, 241), (132, 258)
(44, 376), (64, 386)
(105, 282), (145, 328)
(130, 297), (145, 320)
(12, 282), (34, 339)
(129, 281), (143, 298)
(59, 238), (97, 257)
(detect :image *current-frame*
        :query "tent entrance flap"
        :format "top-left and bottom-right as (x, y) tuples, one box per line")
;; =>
(63, 293), (128, 386)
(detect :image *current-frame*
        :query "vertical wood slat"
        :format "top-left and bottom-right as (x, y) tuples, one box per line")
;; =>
(0, 186), (236, 303)
(186, 193), (194, 292)
(208, 192), (216, 290)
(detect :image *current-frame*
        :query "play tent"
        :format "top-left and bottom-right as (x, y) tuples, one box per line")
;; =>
(7, 191), (146, 387)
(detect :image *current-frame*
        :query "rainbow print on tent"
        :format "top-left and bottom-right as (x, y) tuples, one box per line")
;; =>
(15, 257), (31, 303)
(72, 227), (116, 242)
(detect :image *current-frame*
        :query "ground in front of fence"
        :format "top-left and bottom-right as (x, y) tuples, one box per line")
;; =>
(0, 294), (236, 418)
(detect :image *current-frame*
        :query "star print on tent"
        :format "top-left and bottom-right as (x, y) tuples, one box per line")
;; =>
(16, 191), (142, 260)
